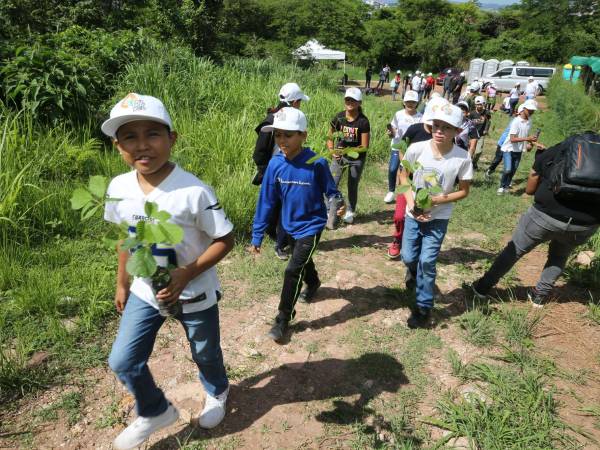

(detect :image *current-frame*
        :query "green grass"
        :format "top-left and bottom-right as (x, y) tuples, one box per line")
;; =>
(458, 309), (496, 347)
(34, 391), (83, 427)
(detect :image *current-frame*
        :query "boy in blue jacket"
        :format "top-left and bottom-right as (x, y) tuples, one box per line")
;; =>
(250, 108), (341, 342)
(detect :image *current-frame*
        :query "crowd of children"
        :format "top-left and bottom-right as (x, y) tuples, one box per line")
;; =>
(100, 66), (598, 448)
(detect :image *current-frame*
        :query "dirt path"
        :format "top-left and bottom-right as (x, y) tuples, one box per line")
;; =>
(2, 137), (599, 449)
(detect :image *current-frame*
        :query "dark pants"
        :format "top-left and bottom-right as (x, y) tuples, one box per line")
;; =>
(475, 206), (598, 297)
(278, 233), (321, 321)
(330, 156), (365, 212)
(365, 77), (371, 88)
(509, 98), (519, 115)
(265, 202), (290, 250)
(487, 145), (503, 173)
(452, 91), (461, 104)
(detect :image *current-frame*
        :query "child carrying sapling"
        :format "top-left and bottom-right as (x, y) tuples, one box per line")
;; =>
(100, 93), (234, 449)
(398, 101), (473, 329)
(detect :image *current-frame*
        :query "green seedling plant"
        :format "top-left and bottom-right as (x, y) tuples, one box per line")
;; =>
(306, 131), (364, 163)
(70, 176), (184, 291)
(396, 159), (443, 214)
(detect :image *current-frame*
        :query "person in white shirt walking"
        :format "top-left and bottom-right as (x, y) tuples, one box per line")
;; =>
(508, 83), (521, 115)
(384, 90), (423, 204)
(524, 76), (539, 100)
(497, 99), (541, 195)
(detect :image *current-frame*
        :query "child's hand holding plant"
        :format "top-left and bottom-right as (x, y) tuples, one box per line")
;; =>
(396, 159), (443, 221)
(71, 176), (185, 316)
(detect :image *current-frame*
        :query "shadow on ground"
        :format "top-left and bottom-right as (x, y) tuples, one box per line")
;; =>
(148, 353), (409, 448)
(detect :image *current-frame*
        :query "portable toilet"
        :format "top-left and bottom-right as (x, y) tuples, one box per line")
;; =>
(483, 59), (499, 77)
(516, 60), (529, 66)
(468, 58), (485, 84)
(499, 59), (514, 70)
(563, 64), (573, 80)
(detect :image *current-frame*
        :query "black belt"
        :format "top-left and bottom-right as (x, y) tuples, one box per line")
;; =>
(546, 212), (593, 227)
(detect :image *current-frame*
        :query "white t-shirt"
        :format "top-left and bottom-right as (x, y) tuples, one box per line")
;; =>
(403, 140), (473, 220)
(509, 87), (520, 99)
(500, 116), (531, 153)
(524, 82), (538, 97)
(411, 76), (422, 91)
(104, 165), (234, 314)
(390, 109), (423, 145)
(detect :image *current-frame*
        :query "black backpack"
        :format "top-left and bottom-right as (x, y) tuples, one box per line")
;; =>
(549, 132), (600, 201)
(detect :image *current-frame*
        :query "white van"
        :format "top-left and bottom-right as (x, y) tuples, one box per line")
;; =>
(482, 66), (556, 93)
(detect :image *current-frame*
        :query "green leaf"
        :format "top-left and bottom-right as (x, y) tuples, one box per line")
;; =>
(126, 247), (156, 278)
(144, 223), (167, 244)
(400, 159), (413, 173)
(81, 204), (100, 220)
(119, 237), (139, 251)
(70, 188), (92, 210)
(88, 176), (107, 199)
(396, 185), (411, 194)
(429, 186), (443, 194)
(345, 151), (359, 159)
(102, 237), (118, 249)
(135, 221), (145, 240)
(305, 155), (321, 164)
(158, 222), (184, 245)
(144, 201), (157, 218)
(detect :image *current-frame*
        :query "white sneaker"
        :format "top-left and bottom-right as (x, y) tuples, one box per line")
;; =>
(342, 211), (355, 224)
(114, 403), (179, 450)
(383, 191), (395, 203)
(198, 387), (229, 429)
(496, 187), (505, 195)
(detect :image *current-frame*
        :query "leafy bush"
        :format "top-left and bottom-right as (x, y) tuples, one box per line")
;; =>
(0, 26), (146, 123)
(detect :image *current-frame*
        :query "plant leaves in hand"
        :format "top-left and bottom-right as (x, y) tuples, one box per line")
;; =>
(126, 246), (157, 278)
(396, 185), (411, 193)
(120, 237), (139, 251)
(157, 222), (184, 245)
(346, 151), (359, 159)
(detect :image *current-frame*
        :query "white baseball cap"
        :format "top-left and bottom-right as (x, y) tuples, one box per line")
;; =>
(423, 97), (450, 125)
(456, 101), (470, 111)
(403, 90), (419, 103)
(431, 92), (442, 99)
(447, 69), (451, 74)
(515, 82), (521, 86)
(415, 70), (421, 75)
(344, 87), (362, 102)
(429, 103), (464, 128)
(528, 76), (534, 80)
(475, 96), (485, 105)
(522, 99), (538, 111)
(261, 107), (307, 132)
(428, 72), (433, 76)
(279, 83), (310, 103)
(460, 72), (465, 76)
(102, 93), (173, 139)
(396, 70), (401, 74)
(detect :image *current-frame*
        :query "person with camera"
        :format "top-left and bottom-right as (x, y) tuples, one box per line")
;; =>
(468, 132), (600, 308)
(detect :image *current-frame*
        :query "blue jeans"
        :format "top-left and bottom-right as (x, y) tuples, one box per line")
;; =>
(108, 294), (228, 417)
(500, 151), (523, 189)
(401, 217), (449, 309)
(388, 149), (401, 192)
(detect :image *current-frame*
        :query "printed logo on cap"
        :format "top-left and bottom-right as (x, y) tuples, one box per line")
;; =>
(120, 93), (146, 112)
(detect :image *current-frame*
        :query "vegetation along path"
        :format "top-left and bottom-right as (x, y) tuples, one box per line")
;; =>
(2, 105), (600, 448)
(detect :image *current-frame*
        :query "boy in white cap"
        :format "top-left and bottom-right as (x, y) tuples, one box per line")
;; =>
(327, 87), (371, 225)
(252, 82), (309, 260)
(385, 90), (422, 204)
(508, 82), (521, 115)
(399, 102), (473, 328)
(497, 99), (540, 194)
(251, 108), (341, 342)
(102, 93), (235, 449)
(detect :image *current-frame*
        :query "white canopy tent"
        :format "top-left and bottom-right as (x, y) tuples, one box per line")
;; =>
(293, 39), (346, 72)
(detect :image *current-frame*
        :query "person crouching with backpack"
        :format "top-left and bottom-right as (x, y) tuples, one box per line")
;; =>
(468, 133), (600, 308)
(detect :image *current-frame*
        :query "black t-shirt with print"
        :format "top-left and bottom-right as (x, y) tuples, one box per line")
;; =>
(532, 145), (600, 225)
(331, 111), (371, 160)
(402, 123), (431, 145)
(469, 110), (491, 136)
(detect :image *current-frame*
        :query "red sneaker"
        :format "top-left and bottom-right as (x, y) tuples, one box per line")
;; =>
(387, 241), (401, 259)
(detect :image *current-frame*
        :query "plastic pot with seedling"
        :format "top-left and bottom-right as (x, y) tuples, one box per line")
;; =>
(70, 176), (184, 317)
(396, 159), (443, 216)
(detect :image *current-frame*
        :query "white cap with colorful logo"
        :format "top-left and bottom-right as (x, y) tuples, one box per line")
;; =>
(261, 107), (307, 132)
(428, 103), (464, 128)
(423, 97), (450, 125)
(403, 90), (419, 103)
(101, 93), (173, 139)
(522, 99), (538, 111)
(475, 96), (485, 105)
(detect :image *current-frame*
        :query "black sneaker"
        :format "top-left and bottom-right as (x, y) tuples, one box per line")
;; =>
(407, 307), (431, 329)
(274, 247), (289, 261)
(462, 281), (488, 311)
(405, 269), (416, 290)
(299, 280), (321, 303)
(267, 316), (288, 342)
(527, 288), (546, 308)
